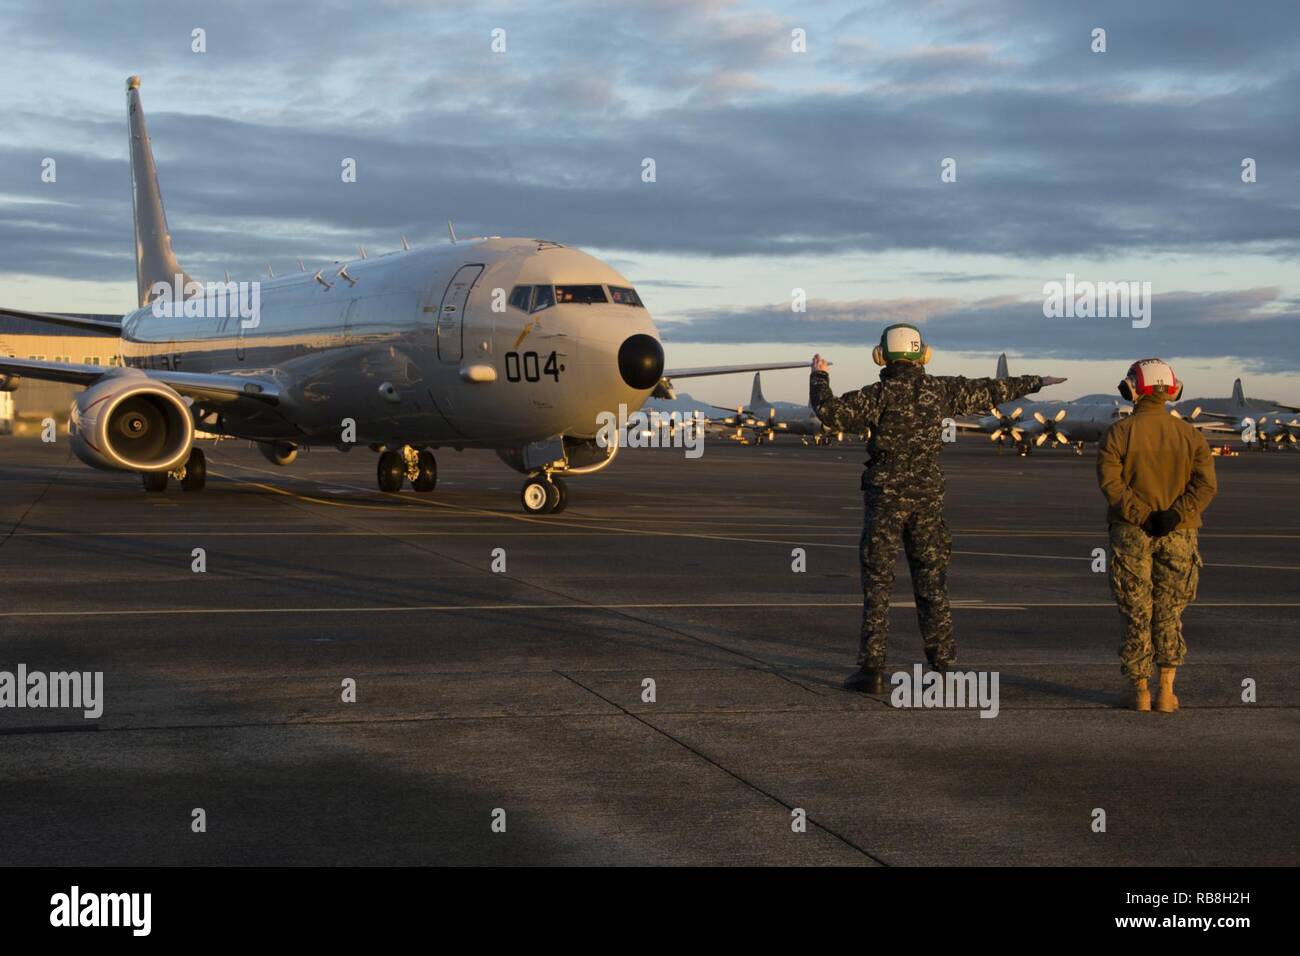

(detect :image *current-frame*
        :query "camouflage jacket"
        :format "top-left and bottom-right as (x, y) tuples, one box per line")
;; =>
(811, 363), (1042, 494)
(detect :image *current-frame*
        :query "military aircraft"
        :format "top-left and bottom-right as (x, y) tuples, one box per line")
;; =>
(712, 373), (840, 445)
(1185, 379), (1300, 450)
(956, 354), (1122, 454)
(961, 354), (1210, 455)
(0, 77), (806, 513)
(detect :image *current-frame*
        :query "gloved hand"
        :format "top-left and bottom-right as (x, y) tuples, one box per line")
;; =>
(1143, 509), (1181, 537)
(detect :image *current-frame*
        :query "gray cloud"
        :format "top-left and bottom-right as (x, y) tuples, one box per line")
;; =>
(659, 288), (1300, 372)
(0, 0), (1296, 296)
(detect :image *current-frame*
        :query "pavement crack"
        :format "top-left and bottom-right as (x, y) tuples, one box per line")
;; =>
(554, 668), (890, 866)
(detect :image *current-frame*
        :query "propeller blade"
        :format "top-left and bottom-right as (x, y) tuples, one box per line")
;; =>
(1056, 429), (1069, 443)
(1054, 408), (1067, 422)
(1011, 407), (1023, 419)
(1033, 411), (1048, 424)
(1011, 427), (1024, 441)
(990, 429), (1003, 441)
(1035, 433), (1049, 446)
(989, 407), (1000, 418)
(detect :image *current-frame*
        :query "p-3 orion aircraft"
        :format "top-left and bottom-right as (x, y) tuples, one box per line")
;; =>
(0, 77), (803, 513)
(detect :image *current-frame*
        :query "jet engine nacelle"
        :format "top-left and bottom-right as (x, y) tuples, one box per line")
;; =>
(69, 376), (194, 473)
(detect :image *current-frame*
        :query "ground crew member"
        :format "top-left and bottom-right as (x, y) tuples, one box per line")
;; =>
(811, 325), (1065, 692)
(1098, 358), (1217, 712)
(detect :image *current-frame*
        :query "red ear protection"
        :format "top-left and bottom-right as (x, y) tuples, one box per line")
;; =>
(1119, 358), (1183, 402)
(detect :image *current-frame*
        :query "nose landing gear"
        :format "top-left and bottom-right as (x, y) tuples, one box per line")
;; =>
(520, 474), (567, 514)
(376, 445), (437, 493)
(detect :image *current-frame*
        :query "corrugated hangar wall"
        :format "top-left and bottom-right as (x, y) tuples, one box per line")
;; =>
(0, 317), (123, 432)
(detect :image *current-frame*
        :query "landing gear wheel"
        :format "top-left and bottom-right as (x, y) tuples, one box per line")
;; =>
(549, 476), (568, 513)
(181, 448), (207, 491)
(520, 477), (554, 514)
(377, 450), (405, 492)
(412, 449), (437, 492)
(141, 471), (168, 493)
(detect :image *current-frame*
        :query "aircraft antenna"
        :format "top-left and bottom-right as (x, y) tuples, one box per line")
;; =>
(447, 221), (457, 244)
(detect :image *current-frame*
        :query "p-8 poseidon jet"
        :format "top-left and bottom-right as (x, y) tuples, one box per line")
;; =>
(0, 77), (802, 513)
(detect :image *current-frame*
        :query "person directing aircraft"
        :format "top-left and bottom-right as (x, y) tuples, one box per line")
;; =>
(811, 325), (1066, 692)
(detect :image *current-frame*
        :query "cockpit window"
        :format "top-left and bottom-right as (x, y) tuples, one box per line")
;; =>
(554, 284), (608, 305)
(530, 284), (554, 313)
(609, 286), (643, 307)
(509, 285), (532, 311)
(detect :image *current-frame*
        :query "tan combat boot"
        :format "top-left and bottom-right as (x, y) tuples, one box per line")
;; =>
(1155, 666), (1179, 713)
(1130, 678), (1151, 712)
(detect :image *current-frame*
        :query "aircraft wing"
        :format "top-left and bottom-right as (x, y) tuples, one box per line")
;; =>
(0, 357), (281, 406)
(662, 361), (812, 379)
(0, 306), (122, 335)
(655, 361), (811, 400)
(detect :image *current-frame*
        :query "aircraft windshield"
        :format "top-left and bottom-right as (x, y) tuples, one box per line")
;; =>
(554, 284), (608, 305)
(609, 286), (643, 307)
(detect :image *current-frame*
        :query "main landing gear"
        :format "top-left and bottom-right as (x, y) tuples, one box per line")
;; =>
(141, 447), (207, 493)
(520, 474), (567, 515)
(376, 444), (437, 493)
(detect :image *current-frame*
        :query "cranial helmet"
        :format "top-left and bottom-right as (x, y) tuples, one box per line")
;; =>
(872, 323), (932, 366)
(1119, 358), (1183, 402)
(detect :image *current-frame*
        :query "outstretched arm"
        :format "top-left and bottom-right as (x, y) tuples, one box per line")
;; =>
(942, 374), (1065, 417)
(809, 354), (879, 433)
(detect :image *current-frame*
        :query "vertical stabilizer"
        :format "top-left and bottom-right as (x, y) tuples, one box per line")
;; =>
(749, 372), (767, 410)
(1231, 378), (1245, 409)
(126, 76), (193, 307)
(996, 353), (1010, 378)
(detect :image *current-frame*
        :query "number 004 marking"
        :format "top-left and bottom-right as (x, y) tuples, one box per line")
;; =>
(505, 350), (560, 382)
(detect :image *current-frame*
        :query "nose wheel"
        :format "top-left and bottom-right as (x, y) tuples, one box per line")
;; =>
(520, 475), (567, 514)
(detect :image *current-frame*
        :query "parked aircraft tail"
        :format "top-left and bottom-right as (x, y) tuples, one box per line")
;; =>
(127, 76), (194, 307)
(750, 372), (768, 411)
(1231, 378), (1246, 409)
(996, 353), (1010, 378)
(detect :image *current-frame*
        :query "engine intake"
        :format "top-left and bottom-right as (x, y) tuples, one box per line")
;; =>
(70, 377), (194, 472)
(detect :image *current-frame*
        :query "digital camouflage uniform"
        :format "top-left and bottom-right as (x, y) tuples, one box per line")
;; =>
(811, 362), (1043, 669)
(1097, 395), (1217, 680)
(1107, 523), (1201, 679)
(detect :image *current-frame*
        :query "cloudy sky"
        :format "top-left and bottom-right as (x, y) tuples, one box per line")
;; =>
(1, 0), (1296, 404)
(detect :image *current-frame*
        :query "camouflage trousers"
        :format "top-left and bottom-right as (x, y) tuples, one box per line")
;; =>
(1108, 522), (1201, 680)
(858, 490), (954, 668)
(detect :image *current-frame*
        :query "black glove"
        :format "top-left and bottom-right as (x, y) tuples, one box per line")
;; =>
(1143, 509), (1181, 537)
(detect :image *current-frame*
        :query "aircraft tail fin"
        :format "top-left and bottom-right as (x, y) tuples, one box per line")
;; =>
(749, 372), (767, 410)
(126, 76), (194, 307)
(1231, 378), (1245, 409)
(996, 353), (1009, 378)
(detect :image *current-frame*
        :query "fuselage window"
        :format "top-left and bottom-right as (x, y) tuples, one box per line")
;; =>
(608, 286), (643, 307)
(555, 284), (608, 305)
(509, 285), (532, 311)
(530, 284), (555, 313)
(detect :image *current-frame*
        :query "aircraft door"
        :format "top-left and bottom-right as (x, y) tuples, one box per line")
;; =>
(435, 264), (483, 362)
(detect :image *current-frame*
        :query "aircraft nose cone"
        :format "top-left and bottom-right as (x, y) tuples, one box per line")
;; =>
(618, 334), (664, 390)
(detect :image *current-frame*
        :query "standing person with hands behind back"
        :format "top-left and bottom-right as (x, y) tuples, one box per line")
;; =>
(811, 324), (1067, 692)
(1098, 358), (1217, 713)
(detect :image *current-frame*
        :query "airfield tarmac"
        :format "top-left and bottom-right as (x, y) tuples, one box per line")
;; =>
(0, 434), (1296, 866)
